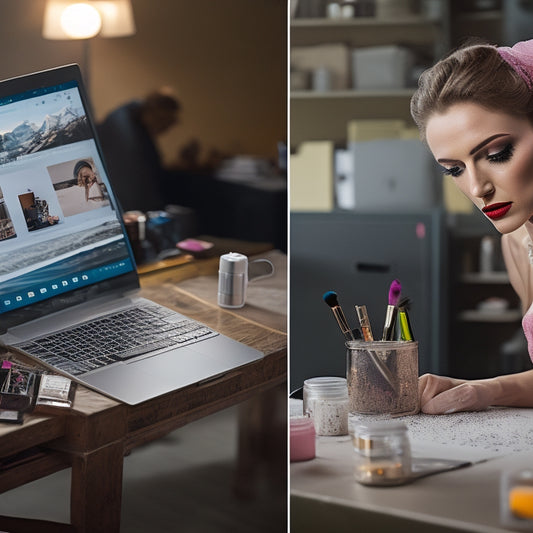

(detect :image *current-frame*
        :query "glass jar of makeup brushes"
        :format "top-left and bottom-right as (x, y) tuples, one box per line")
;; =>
(303, 376), (349, 436)
(346, 340), (419, 415)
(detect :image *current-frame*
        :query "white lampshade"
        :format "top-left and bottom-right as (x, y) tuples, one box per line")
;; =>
(43, 0), (136, 40)
(95, 1), (135, 37)
(61, 3), (102, 39)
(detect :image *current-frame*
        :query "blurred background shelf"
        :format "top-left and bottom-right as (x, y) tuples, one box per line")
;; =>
(291, 89), (415, 99)
(458, 309), (522, 323)
(460, 272), (511, 284)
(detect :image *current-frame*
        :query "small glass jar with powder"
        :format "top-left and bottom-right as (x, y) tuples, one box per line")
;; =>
(352, 420), (411, 486)
(303, 376), (349, 436)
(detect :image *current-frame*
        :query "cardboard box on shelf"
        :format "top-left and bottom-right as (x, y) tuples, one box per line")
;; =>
(291, 43), (350, 91)
(291, 141), (334, 211)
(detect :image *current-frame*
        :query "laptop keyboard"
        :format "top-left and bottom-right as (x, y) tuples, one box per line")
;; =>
(13, 304), (218, 376)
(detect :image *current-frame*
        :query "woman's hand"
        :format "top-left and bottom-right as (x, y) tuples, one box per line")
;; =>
(418, 373), (497, 414)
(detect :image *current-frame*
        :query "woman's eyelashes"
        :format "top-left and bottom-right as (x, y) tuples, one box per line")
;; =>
(440, 143), (515, 177)
(487, 142), (514, 163)
(442, 165), (463, 177)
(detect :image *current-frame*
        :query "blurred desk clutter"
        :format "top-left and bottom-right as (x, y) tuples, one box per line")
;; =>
(98, 93), (287, 253)
(0, 357), (76, 424)
(170, 155), (287, 253)
(0, 241), (286, 532)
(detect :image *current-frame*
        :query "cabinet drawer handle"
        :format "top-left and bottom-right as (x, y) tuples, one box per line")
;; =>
(355, 262), (390, 273)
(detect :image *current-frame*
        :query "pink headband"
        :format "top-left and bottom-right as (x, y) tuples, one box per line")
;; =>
(497, 39), (533, 90)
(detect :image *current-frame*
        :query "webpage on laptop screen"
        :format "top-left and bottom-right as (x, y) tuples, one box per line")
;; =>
(0, 81), (134, 314)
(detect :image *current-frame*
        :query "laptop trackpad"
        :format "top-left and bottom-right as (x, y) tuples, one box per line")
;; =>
(83, 346), (220, 404)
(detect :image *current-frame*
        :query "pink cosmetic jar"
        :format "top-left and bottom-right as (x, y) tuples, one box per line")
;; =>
(290, 417), (316, 462)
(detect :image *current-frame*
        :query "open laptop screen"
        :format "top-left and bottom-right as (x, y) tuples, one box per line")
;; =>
(0, 66), (137, 331)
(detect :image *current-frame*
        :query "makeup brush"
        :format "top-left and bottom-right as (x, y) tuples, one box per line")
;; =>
(355, 303), (398, 393)
(323, 291), (356, 342)
(355, 305), (374, 341)
(398, 296), (415, 341)
(382, 279), (401, 341)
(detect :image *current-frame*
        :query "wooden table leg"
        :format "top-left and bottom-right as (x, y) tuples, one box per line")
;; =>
(233, 383), (287, 500)
(70, 439), (124, 533)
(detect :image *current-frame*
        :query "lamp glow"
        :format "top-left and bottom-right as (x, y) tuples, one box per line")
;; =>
(60, 3), (102, 39)
(43, 0), (135, 40)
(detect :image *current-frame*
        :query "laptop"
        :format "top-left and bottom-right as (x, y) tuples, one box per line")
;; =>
(0, 64), (263, 405)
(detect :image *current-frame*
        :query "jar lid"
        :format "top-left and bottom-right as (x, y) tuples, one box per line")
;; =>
(352, 421), (409, 454)
(354, 420), (408, 438)
(303, 376), (348, 398)
(219, 252), (248, 274)
(290, 416), (316, 435)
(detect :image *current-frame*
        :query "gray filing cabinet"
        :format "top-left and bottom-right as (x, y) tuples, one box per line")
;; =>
(290, 210), (448, 392)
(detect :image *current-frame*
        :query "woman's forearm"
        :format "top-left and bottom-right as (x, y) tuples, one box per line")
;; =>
(478, 369), (533, 407)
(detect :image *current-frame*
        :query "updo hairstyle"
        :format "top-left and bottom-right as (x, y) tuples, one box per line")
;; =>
(411, 43), (533, 140)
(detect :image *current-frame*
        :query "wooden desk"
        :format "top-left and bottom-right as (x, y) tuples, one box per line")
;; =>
(0, 246), (286, 533)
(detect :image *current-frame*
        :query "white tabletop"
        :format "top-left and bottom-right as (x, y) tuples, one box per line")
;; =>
(290, 400), (533, 532)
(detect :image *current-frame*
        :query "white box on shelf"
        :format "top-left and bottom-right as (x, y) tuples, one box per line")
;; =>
(335, 138), (438, 211)
(352, 45), (414, 90)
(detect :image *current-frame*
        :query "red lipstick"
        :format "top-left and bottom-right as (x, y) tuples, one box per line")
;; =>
(482, 202), (513, 220)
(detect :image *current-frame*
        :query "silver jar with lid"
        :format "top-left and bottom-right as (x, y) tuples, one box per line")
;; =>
(303, 376), (349, 436)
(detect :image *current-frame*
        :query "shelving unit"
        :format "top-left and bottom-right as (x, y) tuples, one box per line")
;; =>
(457, 266), (522, 324)
(449, 3), (503, 45)
(290, 91), (415, 145)
(446, 212), (527, 378)
(458, 309), (522, 323)
(290, 16), (445, 48)
(290, 11), (450, 146)
(291, 88), (415, 99)
(460, 271), (510, 284)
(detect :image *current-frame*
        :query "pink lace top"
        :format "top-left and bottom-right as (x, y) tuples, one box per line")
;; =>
(522, 236), (533, 361)
(523, 306), (533, 362)
(501, 223), (533, 363)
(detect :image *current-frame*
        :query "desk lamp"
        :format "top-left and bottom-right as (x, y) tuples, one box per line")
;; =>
(42, 0), (136, 88)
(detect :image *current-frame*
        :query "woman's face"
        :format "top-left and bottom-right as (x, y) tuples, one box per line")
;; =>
(79, 167), (95, 183)
(426, 102), (533, 234)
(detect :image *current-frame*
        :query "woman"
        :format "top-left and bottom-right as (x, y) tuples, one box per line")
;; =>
(411, 39), (533, 414)
(74, 159), (102, 202)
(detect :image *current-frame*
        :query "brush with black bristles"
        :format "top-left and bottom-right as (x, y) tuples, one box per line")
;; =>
(323, 290), (358, 342)
(382, 279), (401, 341)
(397, 296), (415, 341)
